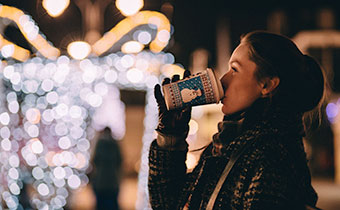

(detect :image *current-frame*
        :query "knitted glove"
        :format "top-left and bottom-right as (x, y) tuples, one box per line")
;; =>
(154, 70), (192, 149)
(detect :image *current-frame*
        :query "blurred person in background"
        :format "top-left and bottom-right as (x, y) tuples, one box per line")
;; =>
(148, 31), (326, 210)
(18, 182), (33, 210)
(90, 127), (122, 210)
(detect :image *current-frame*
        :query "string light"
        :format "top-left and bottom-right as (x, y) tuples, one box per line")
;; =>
(0, 4), (180, 210)
(0, 6), (171, 62)
(92, 11), (171, 55)
(0, 5), (60, 60)
(0, 49), (182, 209)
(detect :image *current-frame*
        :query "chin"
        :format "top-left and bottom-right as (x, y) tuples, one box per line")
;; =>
(221, 106), (230, 115)
(222, 105), (243, 116)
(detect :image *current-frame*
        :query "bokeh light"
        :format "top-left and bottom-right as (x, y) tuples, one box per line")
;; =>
(137, 31), (152, 44)
(0, 5), (60, 61)
(67, 41), (91, 60)
(0, 46), (183, 209)
(116, 0), (144, 16)
(42, 0), (70, 17)
(1, 44), (14, 58)
(0, 4), (184, 210)
(122, 41), (144, 54)
(127, 68), (144, 83)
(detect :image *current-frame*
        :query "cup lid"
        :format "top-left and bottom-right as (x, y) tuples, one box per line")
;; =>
(206, 68), (224, 102)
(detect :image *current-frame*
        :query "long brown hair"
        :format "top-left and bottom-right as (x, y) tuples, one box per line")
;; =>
(240, 31), (328, 130)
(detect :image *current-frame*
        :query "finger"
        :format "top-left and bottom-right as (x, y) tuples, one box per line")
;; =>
(183, 106), (192, 113)
(171, 74), (180, 82)
(183, 70), (191, 79)
(154, 84), (164, 104)
(162, 78), (171, 85)
(154, 84), (167, 111)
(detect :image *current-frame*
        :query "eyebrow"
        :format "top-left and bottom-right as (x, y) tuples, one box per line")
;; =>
(229, 60), (242, 67)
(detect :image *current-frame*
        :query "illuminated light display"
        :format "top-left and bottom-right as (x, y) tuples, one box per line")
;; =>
(0, 52), (183, 209)
(92, 11), (171, 55)
(0, 6), (170, 62)
(0, 5), (60, 60)
(0, 3), (183, 209)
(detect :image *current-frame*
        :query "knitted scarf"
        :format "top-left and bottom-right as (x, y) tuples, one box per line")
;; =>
(211, 98), (305, 156)
(212, 114), (244, 156)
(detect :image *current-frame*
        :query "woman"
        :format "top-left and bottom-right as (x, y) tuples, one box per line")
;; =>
(148, 31), (325, 210)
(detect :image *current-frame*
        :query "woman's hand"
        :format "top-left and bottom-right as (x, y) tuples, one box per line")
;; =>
(154, 70), (192, 137)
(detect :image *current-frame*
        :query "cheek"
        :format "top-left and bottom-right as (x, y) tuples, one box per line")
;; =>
(220, 72), (232, 91)
(221, 81), (262, 114)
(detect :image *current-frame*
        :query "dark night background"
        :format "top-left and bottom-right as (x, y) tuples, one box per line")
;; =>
(0, 0), (339, 68)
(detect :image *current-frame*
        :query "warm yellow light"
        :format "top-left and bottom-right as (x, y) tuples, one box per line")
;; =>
(42, 0), (70, 17)
(26, 108), (41, 124)
(0, 35), (30, 61)
(75, 152), (87, 169)
(116, 0), (144, 16)
(121, 41), (144, 54)
(0, 5), (60, 60)
(45, 151), (56, 166)
(67, 41), (91, 60)
(1, 44), (14, 58)
(92, 11), (171, 55)
(160, 64), (185, 78)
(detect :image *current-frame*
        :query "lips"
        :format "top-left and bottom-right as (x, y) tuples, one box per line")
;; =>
(221, 97), (227, 104)
(222, 83), (227, 92)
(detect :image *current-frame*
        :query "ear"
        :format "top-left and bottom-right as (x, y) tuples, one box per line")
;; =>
(260, 77), (280, 97)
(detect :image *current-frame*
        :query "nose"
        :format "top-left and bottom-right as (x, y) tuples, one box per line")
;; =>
(220, 71), (231, 92)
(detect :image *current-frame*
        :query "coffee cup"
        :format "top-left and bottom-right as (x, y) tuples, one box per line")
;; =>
(163, 68), (223, 110)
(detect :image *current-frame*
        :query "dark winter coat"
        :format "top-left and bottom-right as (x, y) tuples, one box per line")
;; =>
(148, 100), (318, 210)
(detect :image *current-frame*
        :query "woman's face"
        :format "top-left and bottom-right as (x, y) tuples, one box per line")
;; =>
(220, 43), (263, 115)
